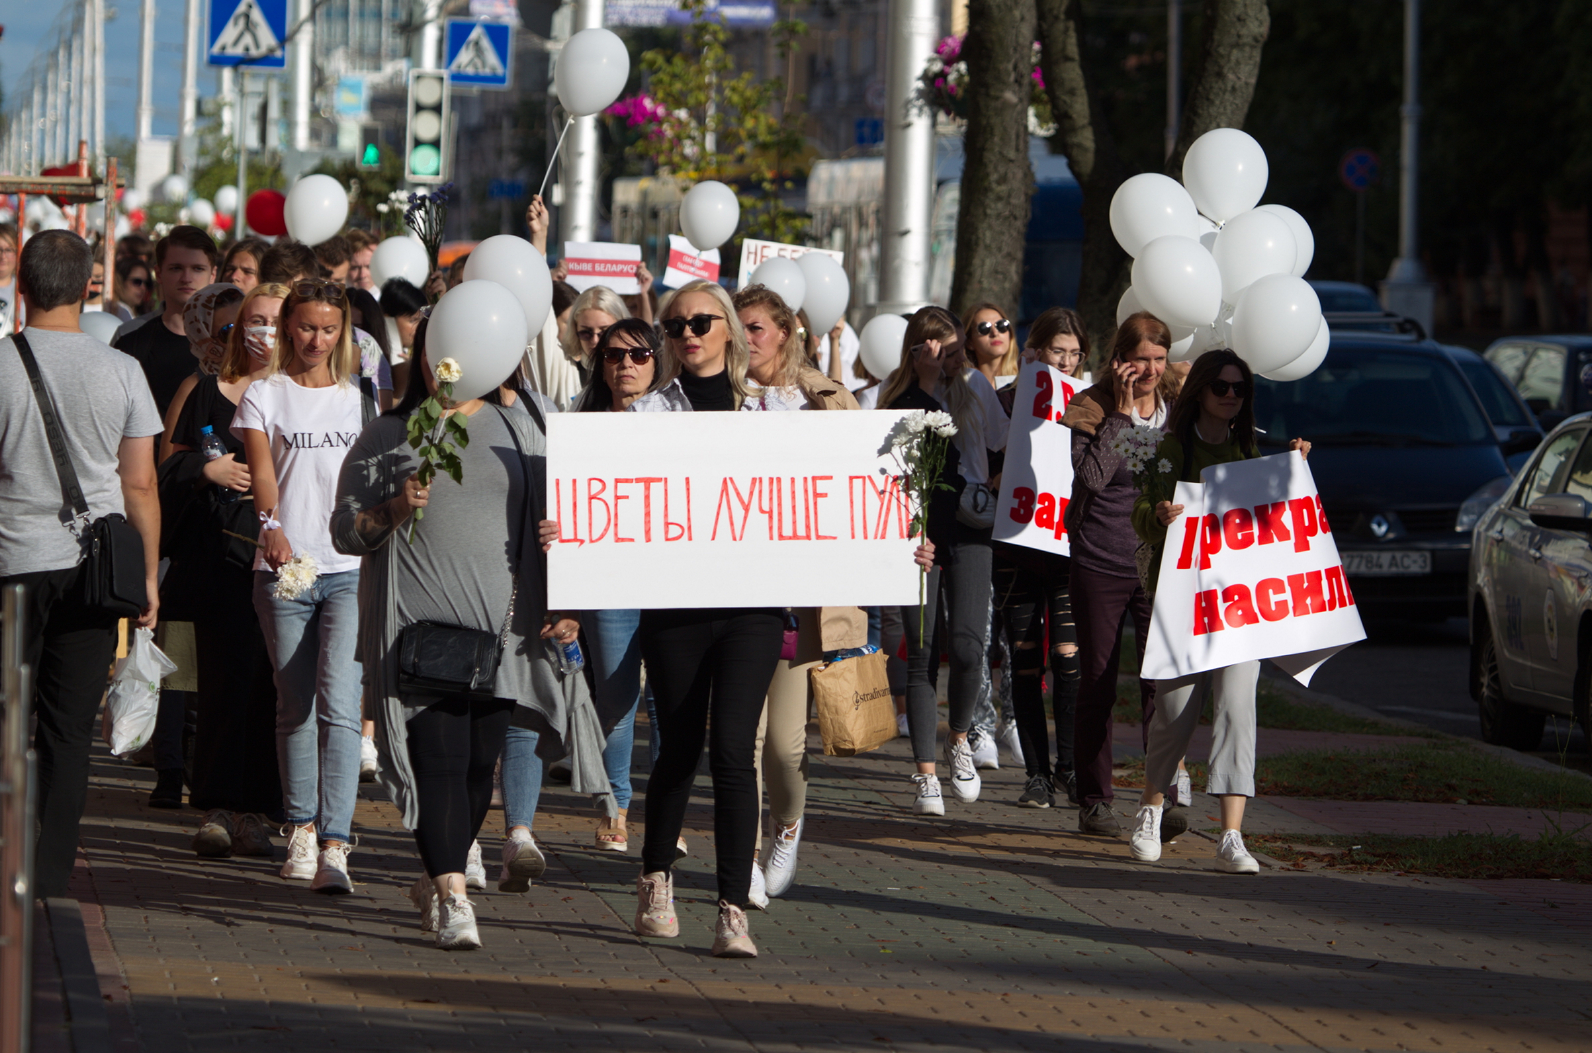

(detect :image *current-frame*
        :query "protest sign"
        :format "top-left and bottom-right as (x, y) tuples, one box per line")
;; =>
(563, 241), (642, 293)
(736, 237), (844, 279)
(992, 361), (1082, 556)
(546, 411), (921, 609)
(662, 233), (720, 288)
(1141, 450), (1365, 686)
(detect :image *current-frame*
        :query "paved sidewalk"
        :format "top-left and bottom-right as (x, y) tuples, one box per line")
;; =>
(54, 727), (1592, 1052)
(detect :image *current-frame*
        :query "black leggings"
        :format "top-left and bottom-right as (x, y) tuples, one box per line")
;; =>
(993, 551), (1079, 781)
(639, 607), (783, 907)
(405, 694), (516, 878)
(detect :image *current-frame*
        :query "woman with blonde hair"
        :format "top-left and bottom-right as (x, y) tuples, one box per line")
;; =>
(234, 279), (379, 895)
(963, 301), (1020, 391)
(559, 286), (631, 387)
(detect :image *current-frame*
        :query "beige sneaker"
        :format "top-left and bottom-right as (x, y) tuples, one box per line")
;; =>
(192, 810), (233, 858)
(230, 813), (274, 857)
(408, 876), (439, 933)
(710, 900), (757, 958)
(634, 870), (679, 938)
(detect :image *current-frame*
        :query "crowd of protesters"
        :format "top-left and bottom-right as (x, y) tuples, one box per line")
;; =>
(0, 193), (1303, 960)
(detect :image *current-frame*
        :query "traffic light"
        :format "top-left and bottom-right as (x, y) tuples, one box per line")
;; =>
(358, 125), (383, 169)
(405, 70), (450, 183)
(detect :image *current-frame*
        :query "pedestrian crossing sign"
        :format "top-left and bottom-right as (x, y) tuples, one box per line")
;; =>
(445, 20), (513, 90)
(208, 0), (288, 69)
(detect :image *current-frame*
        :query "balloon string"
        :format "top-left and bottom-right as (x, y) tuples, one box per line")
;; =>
(537, 117), (576, 202)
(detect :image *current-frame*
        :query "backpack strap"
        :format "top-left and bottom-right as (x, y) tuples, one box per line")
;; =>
(14, 332), (91, 526)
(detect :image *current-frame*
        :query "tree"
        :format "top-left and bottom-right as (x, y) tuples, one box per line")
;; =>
(949, 0), (1037, 318)
(1036, 0), (1269, 354)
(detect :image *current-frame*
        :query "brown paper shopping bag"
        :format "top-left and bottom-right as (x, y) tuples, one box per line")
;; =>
(810, 651), (895, 757)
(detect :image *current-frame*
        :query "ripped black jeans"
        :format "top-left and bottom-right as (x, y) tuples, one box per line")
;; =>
(992, 547), (1078, 782)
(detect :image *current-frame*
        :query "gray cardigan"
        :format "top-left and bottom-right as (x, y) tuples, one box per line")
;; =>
(331, 404), (615, 829)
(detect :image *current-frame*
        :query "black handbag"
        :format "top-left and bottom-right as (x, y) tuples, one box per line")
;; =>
(15, 332), (148, 618)
(395, 405), (529, 698)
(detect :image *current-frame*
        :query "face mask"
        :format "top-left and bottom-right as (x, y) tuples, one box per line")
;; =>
(245, 325), (276, 361)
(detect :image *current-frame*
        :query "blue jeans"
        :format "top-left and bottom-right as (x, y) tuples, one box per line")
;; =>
(252, 570), (362, 844)
(584, 609), (642, 810)
(502, 726), (542, 833)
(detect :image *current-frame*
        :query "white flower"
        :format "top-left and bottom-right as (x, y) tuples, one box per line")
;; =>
(922, 410), (957, 438)
(1157, 458), (1174, 474)
(376, 203), (389, 214)
(434, 357), (463, 384)
(271, 553), (319, 601)
(904, 411), (930, 435)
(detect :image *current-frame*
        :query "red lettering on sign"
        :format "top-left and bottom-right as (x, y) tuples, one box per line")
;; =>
(1316, 495), (1331, 533)
(1255, 578), (1289, 621)
(1010, 486), (1036, 524)
(1324, 565), (1354, 610)
(812, 476), (836, 540)
(635, 477), (662, 542)
(1256, 502), (1291, 546)
(1053, 497), (1069, 539)
(1193, 589), (1225, 635)
(1287, 570), (1327, 616)
(1199, 514), (1223, 570)
(1033, 371), (1054, 422)
(1222, 583), (1260, 628)
(1035, 493), (1057, 531)
(1222, 507), (1255, 550)
(1287, 497), (1319, 553)
(613, 479), (635, 542)
(1175, 515), (1200, 570)
(712, 477), (758, 541)
(587, 478), (610, 543)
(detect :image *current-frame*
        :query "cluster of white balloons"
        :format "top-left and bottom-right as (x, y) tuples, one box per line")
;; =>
(420, 235), (554, 401)
(745, 252), (851, 335)
(1109, 128), (1328, 381)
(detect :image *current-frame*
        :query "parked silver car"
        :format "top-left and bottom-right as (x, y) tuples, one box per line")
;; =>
(1468, 413), (1592, 749)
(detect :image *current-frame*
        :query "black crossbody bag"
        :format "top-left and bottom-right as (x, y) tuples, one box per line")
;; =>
(15, 332), (148, 618)
(396, 403), (534, 697)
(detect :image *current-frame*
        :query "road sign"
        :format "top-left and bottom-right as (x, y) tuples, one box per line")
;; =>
(1339, 148), (1381, 192)
(207, 0), (287, 69)
(446, 20), (513, 90)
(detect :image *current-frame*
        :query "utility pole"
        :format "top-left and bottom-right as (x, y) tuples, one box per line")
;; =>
(558, 0), (605, 245)
(290, 0), (316, 166)
(1165, 0), (1180, 161)
(181, 0), (202, 170)
(94, 0), (107, 168)
(876, 0), (938, 316)
(137, 0), (157, 142)
(1380, 0), (1433, 334)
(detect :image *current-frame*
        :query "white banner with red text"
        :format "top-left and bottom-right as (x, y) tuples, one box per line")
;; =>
(736, 238), (844, 280)
(562, 241), (642, 294)
(1140, 451), (1365, 686)
(662, 234), (720, 288)
(545, 411), (921, 609)
(992, 362), (1082, 556)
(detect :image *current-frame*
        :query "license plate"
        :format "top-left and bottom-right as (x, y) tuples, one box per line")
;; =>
(1343, 550), (1431, 576)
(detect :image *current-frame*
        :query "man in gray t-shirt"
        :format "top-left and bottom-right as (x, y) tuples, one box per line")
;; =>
(0, 230), (163, 899)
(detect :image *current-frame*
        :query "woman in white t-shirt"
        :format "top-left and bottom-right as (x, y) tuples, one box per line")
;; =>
(234, 279), (375, 896)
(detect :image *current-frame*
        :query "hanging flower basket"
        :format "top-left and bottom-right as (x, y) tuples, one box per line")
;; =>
(919, 36), (1056, 139)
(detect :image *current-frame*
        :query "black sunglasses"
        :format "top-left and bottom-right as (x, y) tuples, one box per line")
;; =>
(975, 318), (1012, 337)
(124, 277), (151, 288)
(660, 313), (723, 339)
(603, 347), (655, 366)
(1209, 379), (1249, 398)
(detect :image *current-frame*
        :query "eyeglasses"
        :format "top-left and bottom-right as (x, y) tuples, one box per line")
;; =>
(1044, 345), (1084, 360)
(660, 314), (723, 339)
(602, 347), (655, 366)
(216, 323), (235, 342)
(292, 279), (348, 303)
(1209, 379), (1248, 398)
(124, 277), (151, 289)
(975, 318), (1012, 337)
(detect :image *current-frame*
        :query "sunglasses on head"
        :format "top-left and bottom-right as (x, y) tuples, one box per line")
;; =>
(292, 279), (347, 303)
(660, 313), (723, 339)
(975, 318), (1012, 337)
(603, 346), (655, 366)
(1209, 379), (1248, 398)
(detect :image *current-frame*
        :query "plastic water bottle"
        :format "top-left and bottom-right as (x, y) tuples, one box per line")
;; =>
(545, 634), (584, 676)
(200, 425), (239, 504)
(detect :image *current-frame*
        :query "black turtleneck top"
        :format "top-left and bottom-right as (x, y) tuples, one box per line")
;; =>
(677, 368), (735, 412)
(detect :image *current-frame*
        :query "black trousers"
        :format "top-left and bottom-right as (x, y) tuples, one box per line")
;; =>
(638, 607), (783, 907)
(3, 565), (120, 899)
(405, 694), (516, 878)
(1071, 564), (1156, 808)
(993, 549), (1079, 781)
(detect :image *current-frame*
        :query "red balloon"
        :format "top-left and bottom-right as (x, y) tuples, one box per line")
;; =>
(127, 209), (147, 230)
(214, 212), (234, 232)
(245, 189), (287, 236)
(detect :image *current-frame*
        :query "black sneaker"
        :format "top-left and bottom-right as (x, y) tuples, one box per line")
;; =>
(1160, 804), (1189, 841)
(1057, 770), (1080, 806)
(1077, 801), (1121, 836)
(1016, 774), (1054, 809)
(148, 769), (184, 809)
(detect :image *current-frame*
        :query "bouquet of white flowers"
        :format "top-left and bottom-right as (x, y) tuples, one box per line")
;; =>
(1108, 424), (1174, 486)
(220, 534), (320, 600)
(406, 357), (468, 542)
(880, 410), (959, 644)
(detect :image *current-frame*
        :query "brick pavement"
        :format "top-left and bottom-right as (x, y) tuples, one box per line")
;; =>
(53, 724), (1592, 1052)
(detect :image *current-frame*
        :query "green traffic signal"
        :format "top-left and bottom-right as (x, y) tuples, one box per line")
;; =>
(361, 143), (380, 166)
(409, 144), (442, 177)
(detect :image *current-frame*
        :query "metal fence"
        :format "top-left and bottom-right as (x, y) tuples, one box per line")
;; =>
(0, 583), (35, 1053)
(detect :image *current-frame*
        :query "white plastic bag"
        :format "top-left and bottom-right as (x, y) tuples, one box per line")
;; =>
(106, 627), (177, 757)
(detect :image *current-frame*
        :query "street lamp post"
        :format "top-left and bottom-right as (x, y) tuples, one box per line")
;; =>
(558, 0), (606, 246)
(1380, 0), (1434, 334)
(876, 0), (938, 318)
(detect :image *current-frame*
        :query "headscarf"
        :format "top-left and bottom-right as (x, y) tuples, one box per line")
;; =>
(183, 282), (242, 376)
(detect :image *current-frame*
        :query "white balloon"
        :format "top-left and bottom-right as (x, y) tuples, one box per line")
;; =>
(1230, 274), (1322, 374)
(554, 27), (630, 117)
(80, 311), (123, 344)
(1261, 317), (1330, 381)
(858, 313), (910, 382)
(1254, 203), (1315, 278)
(749, 256), (807, 313)
(1130, 235), (1223, 329)
(1181, 127), (1269, 224)
(121, 187), (146, 213)
(214, 184), (239, 214)
(1211, 208), (1296, 302)
(370, 236), (431, 289)
(1166, 323), (1197, 363)
(1116, 286), (1144, 326)
(189, 199), (216, 227)
(462, 234), (554, 336)
(679, 181), (739, 251)
(1197, 214), (1220, 253)
(1109, 173), (1200, 257)
(426, 280), (530, 402)
(161, 173), (189, 204)
(1180, 325), (1221, 361)
(795, 252), (850, 334)
(283, 174), (349, 246)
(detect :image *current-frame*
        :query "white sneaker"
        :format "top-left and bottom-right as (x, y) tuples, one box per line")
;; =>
(747, 859), (770, 911)
(996, 722), (1024, 768)
(944, 737), (982, 802)
(911, 773), (945, 816)
(896, 712), (910, 738)
(311, 843), (353, 894)
(763, 818), (803, 899)
(1129, 803), (1163, 862)
(408, 876), (439, 933)
(1216, 830), (1260, 874)
(359, 735), (379, 782)
(497, 834), (546, 894)
(465, 840), (487, 890)
(280, 824), (317, 881)
(968, 728), (999, 770)
(436, 893), (482, 950)
(1176, 768), (1193, 807)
